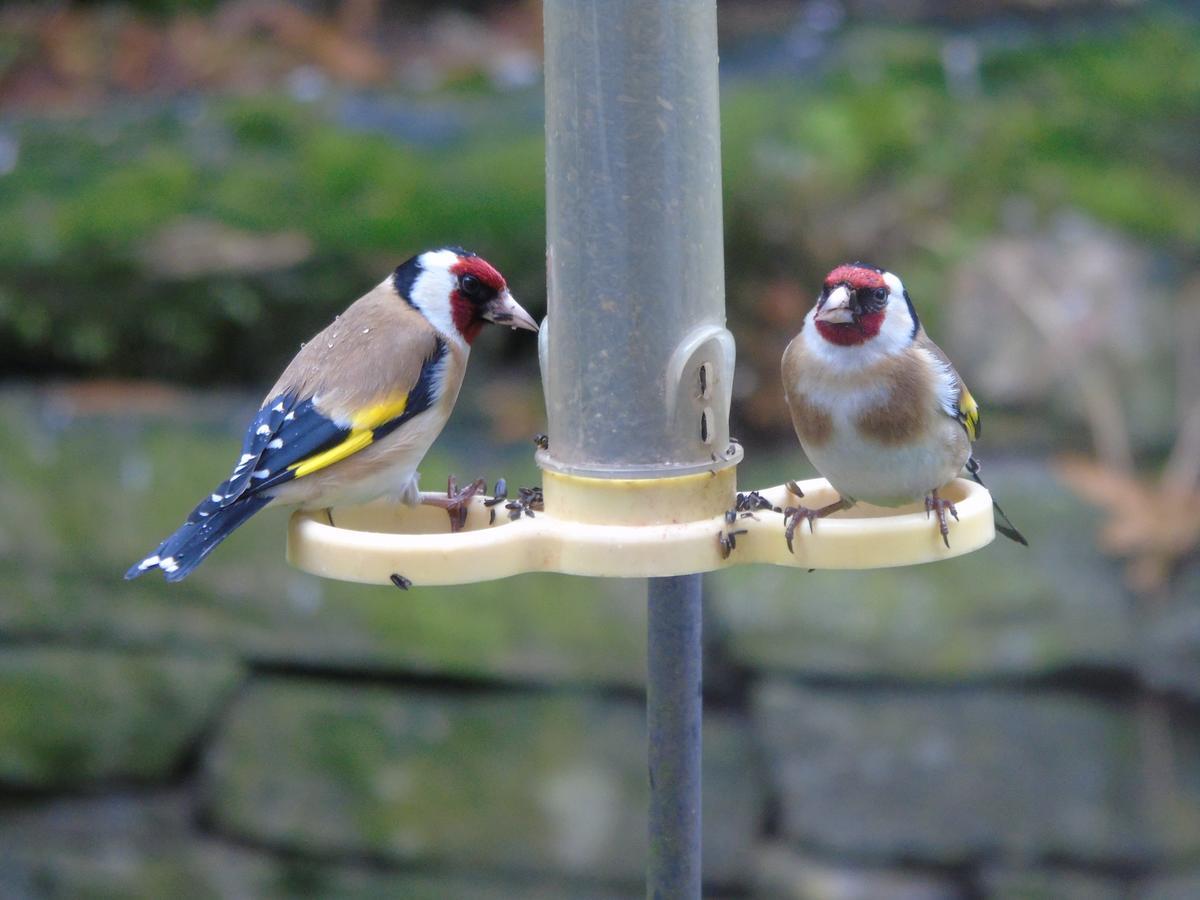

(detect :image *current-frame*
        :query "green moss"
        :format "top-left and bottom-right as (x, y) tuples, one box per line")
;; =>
(203, 682), (759, 881)
(0, 392), (648, 687)
(0, 647), (241, 788)
(61, 148), (198, 249)
(0, 17), (1195, 380)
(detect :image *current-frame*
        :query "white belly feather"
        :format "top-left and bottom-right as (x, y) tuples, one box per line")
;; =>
(802, 411), (965, 507)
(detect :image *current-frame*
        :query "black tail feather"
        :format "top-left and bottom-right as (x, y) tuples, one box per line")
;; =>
(965, 456), (1029, 547)
(125, 494), (271, 582)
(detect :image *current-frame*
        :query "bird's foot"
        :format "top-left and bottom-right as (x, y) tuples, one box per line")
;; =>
(782, 498), (850, 553)
(782, 508), (814, 554)
(925, 488), (959, 548)
(421, 475), (488, 532)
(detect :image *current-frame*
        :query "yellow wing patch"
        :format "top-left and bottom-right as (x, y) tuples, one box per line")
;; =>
(287, 393), (409, 480)
(288, 429), (375, 478)
(350, 395), (411, 431)
(958, 384), (980, 442)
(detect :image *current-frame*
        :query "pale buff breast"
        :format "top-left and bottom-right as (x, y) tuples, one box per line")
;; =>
(782, 331), (970, 506)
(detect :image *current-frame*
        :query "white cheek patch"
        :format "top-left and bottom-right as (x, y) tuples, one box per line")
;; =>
(874, 294), (915, 354)
(407, 250), (468, 349)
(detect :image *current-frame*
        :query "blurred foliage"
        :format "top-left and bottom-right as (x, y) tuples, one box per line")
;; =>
(721, 17), (1200, 273)
(0, 98), (547, 382)
(0, 13), (1196, 387)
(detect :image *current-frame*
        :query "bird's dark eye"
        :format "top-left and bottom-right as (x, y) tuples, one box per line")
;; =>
(459, 274), (482, 298)
(873, 288), (887, 301)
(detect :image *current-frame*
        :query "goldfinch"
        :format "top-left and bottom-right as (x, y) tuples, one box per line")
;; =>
(127, 247), (538, 582)
(781, 262), (1026, 549)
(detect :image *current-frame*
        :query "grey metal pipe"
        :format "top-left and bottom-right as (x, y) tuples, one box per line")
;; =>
(647, 574), (703, 899)
(542, 0), (731, 480)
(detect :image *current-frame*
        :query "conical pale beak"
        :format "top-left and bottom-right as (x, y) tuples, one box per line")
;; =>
(815, 285), (855, 324)
(483, 290), (540, 333)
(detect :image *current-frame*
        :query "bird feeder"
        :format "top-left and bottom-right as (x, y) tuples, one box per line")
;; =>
(287, 2), (996, 896)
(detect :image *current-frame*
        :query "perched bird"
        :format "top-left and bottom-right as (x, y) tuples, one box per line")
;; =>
(781, 262), (1026, 549)
(127, 247), (538, 582)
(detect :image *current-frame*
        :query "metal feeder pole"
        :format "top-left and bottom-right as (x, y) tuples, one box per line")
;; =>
(544, 3), (727, 897)
(646, 574), (703, 896)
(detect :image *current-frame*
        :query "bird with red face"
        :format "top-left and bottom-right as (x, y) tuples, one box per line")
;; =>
(128, 247), (538, 582)
(781, 262), (1026, 549)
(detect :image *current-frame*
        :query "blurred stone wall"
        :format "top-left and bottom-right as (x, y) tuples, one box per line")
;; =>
(1, 386), (1198, 899)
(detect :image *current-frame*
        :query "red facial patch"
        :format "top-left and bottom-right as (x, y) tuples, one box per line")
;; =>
(449, 255), (506, 344)
(815, 310), (885, 346)
(450, 299), (484, 344)
(823, 264), (886, 293)
(450, 256), (507, 292)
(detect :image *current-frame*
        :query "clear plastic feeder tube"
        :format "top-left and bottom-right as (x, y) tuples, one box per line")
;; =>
(542, 0), (734, 478)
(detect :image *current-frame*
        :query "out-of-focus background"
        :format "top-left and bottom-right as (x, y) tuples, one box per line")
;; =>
(1, 0), (1198, 896)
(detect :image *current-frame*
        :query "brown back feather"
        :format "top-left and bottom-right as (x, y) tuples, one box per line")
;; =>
(266, 281), (444, 418)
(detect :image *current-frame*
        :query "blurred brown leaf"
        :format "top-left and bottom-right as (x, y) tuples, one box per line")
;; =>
(477, 377), (545, 444)
(219, 0), (388, 84)
(1056, 454), (1200, 593)
(113, 18), (163, 92)
(0, 0), (550, 112)
(758, 278), (807, 329)
(137, 218), (313, 279)
(42, 379), (192, 417)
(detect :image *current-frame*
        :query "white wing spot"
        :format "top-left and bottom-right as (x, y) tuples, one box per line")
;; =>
(268, 438), (284, 450)
(284, 411), (295, 422)
(159, 556), (179, 574)
(252, 469), (270, 479)
(138, 555), (160, 570)
(272, 402), (285, 413)
(256, 424), (271, 436)
(211, 493), (223, 503)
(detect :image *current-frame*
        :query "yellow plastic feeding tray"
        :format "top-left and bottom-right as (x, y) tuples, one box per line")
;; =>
(287, 465), (995, 587)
